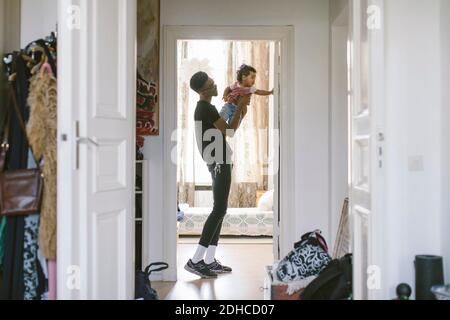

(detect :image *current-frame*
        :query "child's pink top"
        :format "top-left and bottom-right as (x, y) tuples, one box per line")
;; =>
(227, 81), (257, 105)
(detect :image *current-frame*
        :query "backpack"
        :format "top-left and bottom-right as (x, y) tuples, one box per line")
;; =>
(276, 230), (332, 283)
(135, 262), (169, 300)
(301, 254), (353, 300)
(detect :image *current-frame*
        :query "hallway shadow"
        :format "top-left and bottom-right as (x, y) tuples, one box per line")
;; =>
(184, 278), (218, 300)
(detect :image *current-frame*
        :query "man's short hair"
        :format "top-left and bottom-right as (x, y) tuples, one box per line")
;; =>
(190, 72), (209, 93)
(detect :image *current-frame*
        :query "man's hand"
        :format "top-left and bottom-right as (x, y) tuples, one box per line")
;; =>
(237, 94), (251, 117)
(241, 105), (248, 117)
(223, 87), (232, 102)
(235, 94), (250, 120)
(236, 94), (251, 109)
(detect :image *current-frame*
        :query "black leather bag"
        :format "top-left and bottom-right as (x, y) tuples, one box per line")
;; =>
(135, 262), (169, 300)
(301, 254), (353, 300)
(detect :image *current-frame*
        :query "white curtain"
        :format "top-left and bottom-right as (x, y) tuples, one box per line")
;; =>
(227, 41), (271, 207)
(177, 41), (272, 208)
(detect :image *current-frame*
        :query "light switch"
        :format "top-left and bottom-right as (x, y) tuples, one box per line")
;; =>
(408, 156), (424, 172)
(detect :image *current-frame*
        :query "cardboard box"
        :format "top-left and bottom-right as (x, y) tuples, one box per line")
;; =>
(264, 266), (304, 300)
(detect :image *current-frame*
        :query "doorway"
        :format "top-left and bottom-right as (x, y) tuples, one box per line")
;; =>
(172, 39), (277, 299)
(161, 26), (295, 283)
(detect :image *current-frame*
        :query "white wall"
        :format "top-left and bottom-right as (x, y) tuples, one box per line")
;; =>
(0, 0), (21, 121)
(0, 0), (21, 52)
(20, 0), (57, 47)
(1, 0), (53, 106)
(384, 0), (444, 298)
(0, 0), (7, 120)
(146, 0), (330, 266)
(0, 1), (4, 54)
(441, 0), (450, 283)
(330, 0), (350, 26)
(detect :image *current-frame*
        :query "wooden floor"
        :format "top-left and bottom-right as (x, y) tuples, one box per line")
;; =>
(153, 239), (273, 300)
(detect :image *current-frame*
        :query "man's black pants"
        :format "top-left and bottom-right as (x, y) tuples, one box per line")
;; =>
(199, 164), (232, 247)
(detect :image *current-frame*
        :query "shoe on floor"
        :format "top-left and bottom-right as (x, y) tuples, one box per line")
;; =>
(184, 260), (218, 279)
(206, 259), (232, 274)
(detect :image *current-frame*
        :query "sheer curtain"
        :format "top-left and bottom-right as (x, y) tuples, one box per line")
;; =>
(227, 41), (271, 208)
(177, 41), (272, 208)
(177, 42), (214, 207)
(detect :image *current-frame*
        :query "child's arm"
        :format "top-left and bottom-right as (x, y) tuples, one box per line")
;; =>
(255, 89), (274, 96)
(223, 86), (232, 102)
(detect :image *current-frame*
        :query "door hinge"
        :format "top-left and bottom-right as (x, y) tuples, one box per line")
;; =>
(377, 131), (385, 169)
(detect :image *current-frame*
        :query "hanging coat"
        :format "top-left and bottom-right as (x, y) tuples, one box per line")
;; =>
(27, 71), (57, 260)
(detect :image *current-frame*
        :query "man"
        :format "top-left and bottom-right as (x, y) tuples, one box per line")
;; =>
(185, 71), (250, 278)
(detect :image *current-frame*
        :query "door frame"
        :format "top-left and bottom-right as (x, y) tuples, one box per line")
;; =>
(58, 0), (81, 299)
(162, 26), (295, 281)
(366, 0), (386, 300)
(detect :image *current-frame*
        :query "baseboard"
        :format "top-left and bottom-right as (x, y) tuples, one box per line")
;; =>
(149, 267), (177, 282)
(149, 273), (164, 282)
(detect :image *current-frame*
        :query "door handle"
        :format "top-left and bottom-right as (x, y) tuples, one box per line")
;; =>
(75, 136), (100, 170)
(75, 121), (100, 147)
(74, 121), (100, 170)
(76, 137), (100, 147)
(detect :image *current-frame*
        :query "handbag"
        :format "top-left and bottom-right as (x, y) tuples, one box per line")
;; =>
(135, 262), (169, 300)
(0, 87), (43, 217)
(276, 230), (332, 283)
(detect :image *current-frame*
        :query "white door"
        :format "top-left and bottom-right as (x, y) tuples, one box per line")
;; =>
(349, 0), (384, 300)
(349, 0), (387, 300)
(58, 0), (136, 300)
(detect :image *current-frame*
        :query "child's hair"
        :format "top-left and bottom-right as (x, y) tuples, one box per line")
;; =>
(237, 64), (257, 83)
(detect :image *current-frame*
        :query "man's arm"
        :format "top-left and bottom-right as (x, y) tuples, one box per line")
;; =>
(213, 105), (244, 137)
(213, 95), (250, 137)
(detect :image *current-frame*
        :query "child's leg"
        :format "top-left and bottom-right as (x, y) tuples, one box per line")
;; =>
(219, 103), (237, 123)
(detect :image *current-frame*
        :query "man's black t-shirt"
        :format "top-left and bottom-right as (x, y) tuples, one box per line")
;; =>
(194, 100), (232, 165)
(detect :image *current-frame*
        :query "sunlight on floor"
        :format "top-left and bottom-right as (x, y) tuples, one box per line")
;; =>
(153, 239), (274, 300)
